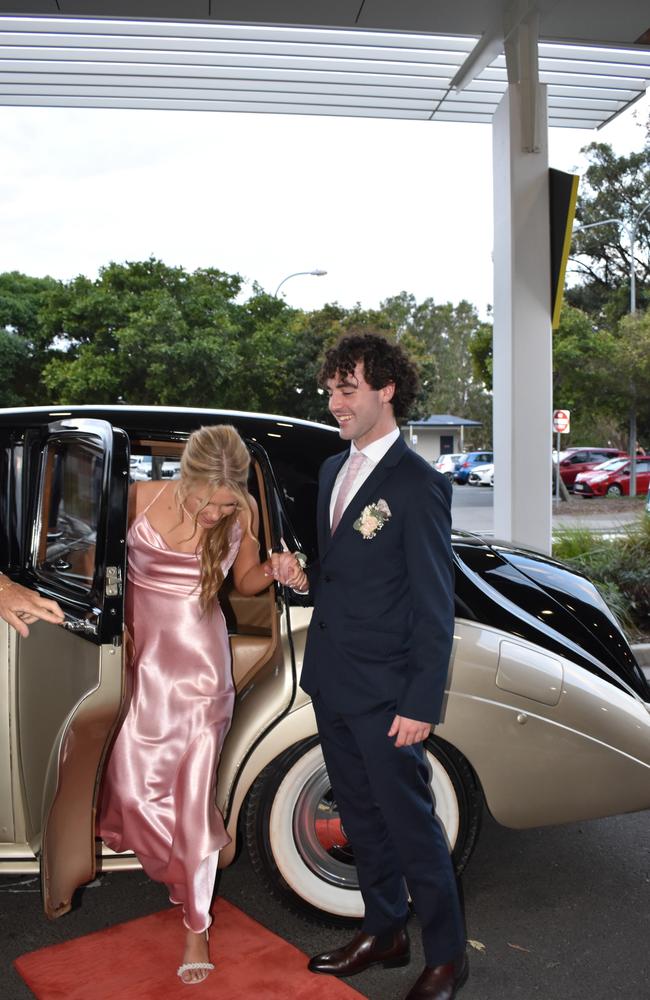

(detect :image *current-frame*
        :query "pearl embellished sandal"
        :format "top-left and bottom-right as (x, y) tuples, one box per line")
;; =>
(178, 928), (213, 985)
(176, 960), (215, 985)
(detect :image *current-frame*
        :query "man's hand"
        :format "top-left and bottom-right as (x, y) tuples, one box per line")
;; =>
(388, 714), (431, 747)
(270, 552), (308, 590)
(0, 578), (65, 638)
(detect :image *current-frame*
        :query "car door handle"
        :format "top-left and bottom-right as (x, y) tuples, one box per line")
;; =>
(61, 612), (99, 636)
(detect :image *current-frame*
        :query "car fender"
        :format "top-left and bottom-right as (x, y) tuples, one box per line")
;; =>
(220, 700), (319, 867)
(437, 622), (650, 829)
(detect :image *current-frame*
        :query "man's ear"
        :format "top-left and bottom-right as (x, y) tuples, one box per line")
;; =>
(381, 382), (396, 404)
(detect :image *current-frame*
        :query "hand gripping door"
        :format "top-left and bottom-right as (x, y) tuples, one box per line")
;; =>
(16, 419), (129, 918)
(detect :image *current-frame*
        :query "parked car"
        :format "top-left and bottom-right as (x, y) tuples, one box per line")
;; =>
(468, 462), (494, 487)
(455, 451), (493, 484)
(573, 456), (650, 497)
(646, 484), (650, 515)
(128, 454), (152, 481)
(433, 453), (465, 482)
(558, 447), (627, 489)
(1, 405), (648, 926)
(160, 459), (181, 479)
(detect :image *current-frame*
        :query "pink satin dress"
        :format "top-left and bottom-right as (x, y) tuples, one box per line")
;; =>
(98, 489), (241, 933)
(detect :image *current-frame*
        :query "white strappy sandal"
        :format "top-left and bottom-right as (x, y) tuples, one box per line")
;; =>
(178, 927), (214, 986)
(176, 960), (215, 985)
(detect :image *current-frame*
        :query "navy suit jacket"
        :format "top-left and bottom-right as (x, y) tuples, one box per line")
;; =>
(300, 436), (455, 724)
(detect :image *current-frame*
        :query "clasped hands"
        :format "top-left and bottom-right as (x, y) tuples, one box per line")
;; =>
(264, 552), (308, 592)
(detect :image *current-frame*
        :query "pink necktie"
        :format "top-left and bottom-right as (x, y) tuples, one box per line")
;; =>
(331, 452), (367, 534)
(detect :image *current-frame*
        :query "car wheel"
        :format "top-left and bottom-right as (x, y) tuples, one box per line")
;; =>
(606, 483), (623, 497)
(244, 735), (482, 922)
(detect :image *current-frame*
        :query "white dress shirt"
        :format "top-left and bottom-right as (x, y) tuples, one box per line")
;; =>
(329, 426), (401, 526)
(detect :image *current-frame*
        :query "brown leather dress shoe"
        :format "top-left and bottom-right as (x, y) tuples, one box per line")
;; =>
(308, 927), (410, 977)
(404, 953), (469, 999)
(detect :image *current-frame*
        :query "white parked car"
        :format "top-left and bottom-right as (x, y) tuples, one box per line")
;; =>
(129, 455), (152, 481)
(468, 462), (494, 487)
(433, 453), (464, 482)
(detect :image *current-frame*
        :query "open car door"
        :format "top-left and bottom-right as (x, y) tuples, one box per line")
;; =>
(14, 418), (128, 918)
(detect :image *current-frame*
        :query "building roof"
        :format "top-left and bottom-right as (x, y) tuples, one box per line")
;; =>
(407, 415), (482, 428)
(0, 4), (648, 128)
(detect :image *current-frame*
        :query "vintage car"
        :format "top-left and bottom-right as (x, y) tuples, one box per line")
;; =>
(1, 405), (649, 925)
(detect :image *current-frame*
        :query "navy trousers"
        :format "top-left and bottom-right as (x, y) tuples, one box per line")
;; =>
(313, 697), (466, 967)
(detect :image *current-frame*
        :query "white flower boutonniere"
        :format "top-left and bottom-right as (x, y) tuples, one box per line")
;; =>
(353, 499), (392, 540)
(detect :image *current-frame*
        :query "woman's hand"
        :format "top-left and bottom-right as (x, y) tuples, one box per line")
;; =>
(0, 576), (65, 638)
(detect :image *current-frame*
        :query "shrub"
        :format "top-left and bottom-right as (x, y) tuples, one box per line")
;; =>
(553, 516), (650, 640)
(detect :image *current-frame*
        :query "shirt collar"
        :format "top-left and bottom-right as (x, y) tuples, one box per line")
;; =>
(351, 426), (400, 465)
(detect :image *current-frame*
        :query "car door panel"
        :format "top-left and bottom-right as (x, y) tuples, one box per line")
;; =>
(12, 418), (128, 917)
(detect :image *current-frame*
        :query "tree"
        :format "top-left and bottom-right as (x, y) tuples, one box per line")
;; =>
(0, 328), (32, 406)
(568, 141), (650, 322)
(551, 306), (623, 446)
(606, 311), (650, 456)
(41, 259), (247, 406)
(0, 271), (60, 402)
(390, 296), (493, 445)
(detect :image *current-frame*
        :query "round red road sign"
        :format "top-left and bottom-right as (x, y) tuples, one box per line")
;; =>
(553, 409), (570, 433)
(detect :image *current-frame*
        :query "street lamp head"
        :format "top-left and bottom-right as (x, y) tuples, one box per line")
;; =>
(274, 269), (328, 297)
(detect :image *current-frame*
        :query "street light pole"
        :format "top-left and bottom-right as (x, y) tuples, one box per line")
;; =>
(274, 269), (327, 298)
(573, 201), (650, 495)
(629, 200), (650, 314)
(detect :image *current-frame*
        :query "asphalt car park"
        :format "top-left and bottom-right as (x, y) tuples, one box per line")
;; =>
(2, 807), (648, 1000)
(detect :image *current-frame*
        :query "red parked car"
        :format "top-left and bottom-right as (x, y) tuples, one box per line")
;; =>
(572, 456), (650, 497)
(558, 447), (627, 489)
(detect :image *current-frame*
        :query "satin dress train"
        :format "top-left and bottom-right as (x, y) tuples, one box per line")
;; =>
(99, 498), (241, 932)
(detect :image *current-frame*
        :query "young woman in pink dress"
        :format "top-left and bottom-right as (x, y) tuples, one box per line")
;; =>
(98, 424), (294, 985)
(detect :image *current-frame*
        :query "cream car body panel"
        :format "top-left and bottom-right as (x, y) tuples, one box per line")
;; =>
(438, 622), (650, 828)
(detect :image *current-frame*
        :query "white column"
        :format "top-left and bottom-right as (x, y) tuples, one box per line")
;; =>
(492, 83), (552, 553)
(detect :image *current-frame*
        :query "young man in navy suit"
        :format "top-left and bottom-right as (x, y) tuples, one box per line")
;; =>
(286, 333), (468, 1000)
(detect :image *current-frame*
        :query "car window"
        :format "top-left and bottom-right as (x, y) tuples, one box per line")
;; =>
(570, 452), (587, 463)
(636, 459), (650, 472)
(129, 445), (184, 481)
(0, 438), (23, 570)
(596, 458), (628, 472)
(33, 438), (103, 595)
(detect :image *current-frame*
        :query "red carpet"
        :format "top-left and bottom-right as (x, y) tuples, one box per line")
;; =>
(14, 898), (365, 999)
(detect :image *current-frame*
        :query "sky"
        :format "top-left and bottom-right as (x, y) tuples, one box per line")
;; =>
(1, 89), (648, 318)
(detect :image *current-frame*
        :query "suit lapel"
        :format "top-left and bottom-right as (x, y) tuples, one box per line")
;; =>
(323, 437), (407, 553)
(318, 451), (347, 554)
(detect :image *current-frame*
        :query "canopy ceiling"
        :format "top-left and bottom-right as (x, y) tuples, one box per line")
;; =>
(0, 2), (649, 127)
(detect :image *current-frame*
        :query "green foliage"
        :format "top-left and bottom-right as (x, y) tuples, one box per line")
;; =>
(568, 141), (650, 322)
(0, 328), (32, 406)
(552, 305), (621, 444)
(40, 258), (248, 406)
(0, 260), (492, 440)
(381, 295), (493, 447)
(0, 271), (61, 402)
(553, 516), (650, 638)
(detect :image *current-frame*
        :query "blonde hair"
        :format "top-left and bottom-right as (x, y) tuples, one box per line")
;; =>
(176, 424), (253, 610)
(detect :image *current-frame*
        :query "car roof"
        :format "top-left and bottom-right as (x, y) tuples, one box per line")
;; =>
(0, 404), (347, 478)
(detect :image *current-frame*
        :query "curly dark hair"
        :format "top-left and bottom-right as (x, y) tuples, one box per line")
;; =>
(318, 333), (419, 421)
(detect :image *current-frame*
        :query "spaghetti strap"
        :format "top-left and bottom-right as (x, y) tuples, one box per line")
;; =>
(141, 481), (172, 515)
